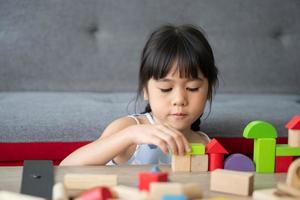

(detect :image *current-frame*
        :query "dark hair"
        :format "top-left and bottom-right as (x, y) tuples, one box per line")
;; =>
(137, 24), (218, 131)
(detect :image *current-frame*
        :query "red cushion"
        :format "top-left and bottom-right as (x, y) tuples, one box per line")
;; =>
(0, 138), (288, 166)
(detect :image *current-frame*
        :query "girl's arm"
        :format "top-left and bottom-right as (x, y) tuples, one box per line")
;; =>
(59, 117), (138, 166)
(60, 117), (191, 166)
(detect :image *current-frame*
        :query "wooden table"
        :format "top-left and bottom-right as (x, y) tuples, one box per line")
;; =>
(0, 165), (287, 199)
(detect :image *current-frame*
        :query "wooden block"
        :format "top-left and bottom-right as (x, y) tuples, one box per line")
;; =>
(276, 144), (300, 156)
(0, 191), (46, 200)
(253, 188), (295, 200)
(162, 194), (186, 200)
(191, 155), (208, 172)
(78, 186), (113, 200)
(52, 182), (68, 200)
(112, 185), (149, 200)
(188, 143), (205, 155)
(275, 156), (293, 173)
(254, 138), (276, 173)
(206, 139), (228, 154)
(210, 169), (254, 196)
(150, 182), (182, 200)
(171, 155), (191, 172)
(208, 154), (224, 171)
(277, 182), (300, 197)
(181, 183), (203, 199)
(64, 174), (117, 190)
(285, 115), (300, 129)
(243, 121), (277, 138)
(224, 153), (255, 172)
(138, 172), (168, 191)
(288, 130), (300, 147)
(286, 158), (300, 189)
(150, 182), (202, 200)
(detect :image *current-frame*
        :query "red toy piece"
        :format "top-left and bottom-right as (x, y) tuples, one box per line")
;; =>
(78, 186), (113, 200)
(206, 138), (229, 171)
(285, 115), (300, 129)
(138, 172), (168, 191)
(275, 156), (293, 173)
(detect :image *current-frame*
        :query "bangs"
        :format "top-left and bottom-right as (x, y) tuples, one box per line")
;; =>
(146, 35), (202, 80)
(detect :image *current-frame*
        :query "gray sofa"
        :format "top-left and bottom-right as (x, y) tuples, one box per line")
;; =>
(0, 0), (299, 164)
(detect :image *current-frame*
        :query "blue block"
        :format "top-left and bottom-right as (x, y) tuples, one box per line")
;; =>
(150, 165), (161, 172)
(148, 144), (157, 149)
(162, 194), (187, 200)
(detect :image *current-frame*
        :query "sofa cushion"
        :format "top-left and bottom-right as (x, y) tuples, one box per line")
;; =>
(0, 92), (299, 143)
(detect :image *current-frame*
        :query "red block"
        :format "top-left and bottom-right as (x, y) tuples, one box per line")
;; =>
(138, 172), (168, 191)
(79, 186), (113, 200)
(275, 156), (293, 173)
(209, 153), (224, 171)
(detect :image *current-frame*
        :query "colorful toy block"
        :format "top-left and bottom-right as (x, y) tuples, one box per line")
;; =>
(112, 185), (149, 200)
(270, 158), (300, 198)
(210, 169), (254, 196)
(243, 121), (277, 139)
(171, 155), (191, 172)
(252, 188), (292, 200)
(151, 165), (161, 172)
(206, 139), (228, 154)
(162, 194), (187, 200)
(138, 172), (168, 191)
(206, 139), (228, 171)
(52, 182), (68, 200)
(275, 156), (293, 173)
(288, 130), (300, 147)
(78, 186), (113, 200)
(188, 143), (205, 155)
(285, 115), (300, 130)
(286, 158), (300, 189)
(276, 144), (300, 156)
(64, 174), (117, 190)
(243, 121), (278, 173)
(191, 155), (208, 172)
(254, 138), (276, 173)
(224, 153), (255, 172)
(150, 182), (202, 200)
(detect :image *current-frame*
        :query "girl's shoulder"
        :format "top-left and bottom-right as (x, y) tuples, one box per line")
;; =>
(102, 114), (149, 136)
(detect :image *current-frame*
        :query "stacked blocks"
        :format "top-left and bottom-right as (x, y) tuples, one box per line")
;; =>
(206, 139), (228, 171)
(243, 121), (277, 173)
(243, 115), (300, 173)
(172, 140), (228, 172)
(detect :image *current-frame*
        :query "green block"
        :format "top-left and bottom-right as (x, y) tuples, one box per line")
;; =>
(254, 138), (276, 173)
(187, 143), (205, 155)
(276, 144), (300, 156)
(243, 121), (277, 139)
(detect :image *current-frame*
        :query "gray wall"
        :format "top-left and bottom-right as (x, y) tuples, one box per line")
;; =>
(1, 0), (300, 94)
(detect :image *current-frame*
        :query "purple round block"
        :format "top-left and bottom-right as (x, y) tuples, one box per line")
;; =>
(224, 153), (255, 172)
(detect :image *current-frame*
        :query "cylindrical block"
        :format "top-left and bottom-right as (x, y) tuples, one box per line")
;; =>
(209, 154), (224, 171)
(288, 130), (300, 147)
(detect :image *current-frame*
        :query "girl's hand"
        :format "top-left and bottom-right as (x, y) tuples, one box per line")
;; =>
(128, 124), (191, 156)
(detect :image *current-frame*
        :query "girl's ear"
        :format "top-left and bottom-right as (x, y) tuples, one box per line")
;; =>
(143, 88), (149, 101)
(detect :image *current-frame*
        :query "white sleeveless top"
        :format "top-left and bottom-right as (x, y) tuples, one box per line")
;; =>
(106, 113), (210, 165)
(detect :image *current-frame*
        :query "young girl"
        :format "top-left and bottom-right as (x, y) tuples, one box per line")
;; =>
(60, 24), (218, 166)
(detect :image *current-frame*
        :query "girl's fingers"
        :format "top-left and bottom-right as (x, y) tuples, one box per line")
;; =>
(153, 128), (179, 155)
(162, 124), (191, 154)
(155, 125), (185, 156)
(148, 135), (169, 154)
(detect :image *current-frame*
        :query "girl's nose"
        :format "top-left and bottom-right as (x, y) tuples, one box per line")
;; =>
(172, 89), (187, 106)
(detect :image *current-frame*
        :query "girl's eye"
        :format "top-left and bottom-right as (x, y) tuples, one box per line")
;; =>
(160, 88), (172, 92)
(187, 88), (199, 92)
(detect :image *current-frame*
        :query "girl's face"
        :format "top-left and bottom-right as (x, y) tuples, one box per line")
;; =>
(143, 65), (209, 133)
